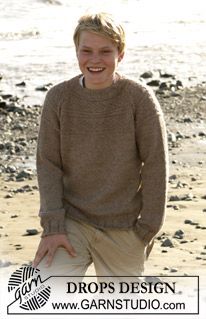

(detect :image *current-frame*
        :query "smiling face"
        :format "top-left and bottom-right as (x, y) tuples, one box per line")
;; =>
(76, 31), (124, 90)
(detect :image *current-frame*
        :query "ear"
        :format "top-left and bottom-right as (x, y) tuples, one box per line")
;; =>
(118, 51), (124, 62)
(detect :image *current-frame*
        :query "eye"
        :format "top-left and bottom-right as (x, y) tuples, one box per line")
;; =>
(102, 50), (111, 54)
(81, 49), (91, 54)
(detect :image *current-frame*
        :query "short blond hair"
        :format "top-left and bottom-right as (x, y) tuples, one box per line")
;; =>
(73, 12), (125, 54)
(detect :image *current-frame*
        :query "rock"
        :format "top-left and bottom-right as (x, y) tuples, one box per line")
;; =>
(16, 81), (26, 87)
(35, 83), (53, 91)
(25, 229), (39, 236)
(169, 174), (177, 180)
(170, 194), (194, 201)
(184, 220), (199, 226)
(1, 94), (13, 100)
(0, 73), (3, 80)
(168, 132), (176, 143)
(183, 117), (193, 123)
(176, 131), (185, 139)
(14, 185), (34, 193)
(180, 240), (188, 244)
(12, 123), (25, 130)
(147, 80), (160, 87)
(5, 193), (13, 199)
(140, 71), (153, 79)
(184, 219), (193, 225)
(11, 214), (18, 218)
(169, 195), (181, 201)
(161, 238), (174, 248)
(159, 71), (175, 79)
(0, 100), (7, 109)
(5, 165), (17, 173)
(159, 82), (169, 90)
(170, 268), (178, 273)
(203, 209), (206, 212)
(176, 80), (183, 89)
(198, 131), (206, 137)
(144, 276), (163, 284)
(16, 169), (33, 181)
(173, 229), (184, 239)
(175, 181), (188, 189)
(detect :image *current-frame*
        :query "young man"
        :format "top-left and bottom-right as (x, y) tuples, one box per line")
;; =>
(33, 12), (168, 278)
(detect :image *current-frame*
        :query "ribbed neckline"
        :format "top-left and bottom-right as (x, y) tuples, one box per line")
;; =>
(69, 73), (127, 102)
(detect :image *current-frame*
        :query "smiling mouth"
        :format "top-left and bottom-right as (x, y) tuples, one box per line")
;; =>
(87, 67), (105, 73)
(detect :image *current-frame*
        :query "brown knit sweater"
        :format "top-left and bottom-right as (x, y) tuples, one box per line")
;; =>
(37, 74), (168, 244)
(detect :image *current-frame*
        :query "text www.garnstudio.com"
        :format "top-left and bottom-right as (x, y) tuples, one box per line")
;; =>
(52, 298), (185, 311)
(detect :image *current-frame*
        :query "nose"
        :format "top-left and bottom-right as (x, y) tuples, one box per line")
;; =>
(90, 52), (101, 63)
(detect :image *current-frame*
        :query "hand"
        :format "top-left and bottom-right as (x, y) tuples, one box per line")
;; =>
(32, 234), (76, 268)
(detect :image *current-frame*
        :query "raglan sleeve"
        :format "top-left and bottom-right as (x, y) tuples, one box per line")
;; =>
(134, 85), (169, 245)
(36, 86), (67, 237)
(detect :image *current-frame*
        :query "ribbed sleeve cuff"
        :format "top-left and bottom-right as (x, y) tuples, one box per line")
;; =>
(134, 222), (156, 245)
(39, 209), (67, 237)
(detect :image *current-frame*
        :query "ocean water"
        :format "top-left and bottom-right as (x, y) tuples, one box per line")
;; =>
(0, 0), (206, 101)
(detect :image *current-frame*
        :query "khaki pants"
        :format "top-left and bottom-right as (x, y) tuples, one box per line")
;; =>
(38, 217), (146, 281)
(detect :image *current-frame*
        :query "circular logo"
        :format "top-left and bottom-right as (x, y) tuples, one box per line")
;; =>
(8, 266), (51, 311)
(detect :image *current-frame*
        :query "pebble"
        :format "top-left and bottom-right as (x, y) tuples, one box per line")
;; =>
(183, 117), (193, 123)
(169, 174), (177, 180)
(25, 229), (39, 236)
(147, 80), (160, 87)
(35, 83), (53, 91)
(161, 238), (174, 248)
(170, 268), (178, 273)
(173, 229), (184, 239)
(16, 169), (33, 181)
(16, 81), (26, 87)
(140, 71), (153, 79)
(169, 193), (194, 201)
(5, 193), (13, 199)
(13, 185), (35, 193)
(198, 131), (206, 137)
(159, 71), (175, 79)
(168, 132), (176, 143)
(184, 220), (199, 226)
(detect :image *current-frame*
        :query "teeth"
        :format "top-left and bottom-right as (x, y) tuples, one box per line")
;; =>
(88, 67), (104, 72)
